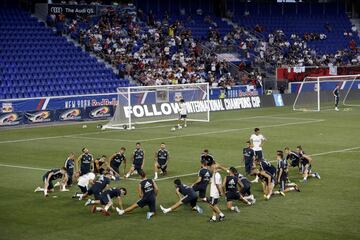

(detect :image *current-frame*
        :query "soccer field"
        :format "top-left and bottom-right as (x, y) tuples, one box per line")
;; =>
(0, 106), (359, 240)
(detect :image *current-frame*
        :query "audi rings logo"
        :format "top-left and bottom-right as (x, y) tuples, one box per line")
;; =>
(50, 7), (63, 13)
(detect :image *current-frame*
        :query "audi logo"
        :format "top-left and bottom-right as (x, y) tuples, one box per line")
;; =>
(50, 7), (63, 13)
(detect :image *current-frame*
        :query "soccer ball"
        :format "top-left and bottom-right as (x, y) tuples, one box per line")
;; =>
(171, 127), (176, 131)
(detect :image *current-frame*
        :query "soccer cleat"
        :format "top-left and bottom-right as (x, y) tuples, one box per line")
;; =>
(219, 216), (225, 221)
(84, 199), (92, 206)
(233, 206), (240, 213)
(251, 198), (256, 204)
(279, 191), (286, 197)
(154, 176), (158, 180)
(60, 188), (69, 192)
(34, 187), (41, 193)
(294, 186), (301, 192)
(160, 205), (167, 214)
(335, 107), (339, 111)
(91, 205), (97, 213)
(54, 182), (61, 187)
(72, 192), (78, 198)
(146, 212), (154, 220)
(195, 205), (203, 214)
(315, 173), (321, 179)
(208, 218), (217, 222)
(116, 207), (124, 215)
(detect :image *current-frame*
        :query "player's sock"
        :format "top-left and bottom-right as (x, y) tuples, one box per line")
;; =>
(54, 182), (61, 187)
(273, 191), (280, 195)
(211, 215), (217, 221)
(219, 212), (224, 217)
(104, 205), (110, 211)
(125, 173), (130, 178)
(154, 172), (158, 179)
(34, 187), (44, 192)
(76, 193), (83, 198)
(146, 212), (155, 220)
(116, 207), (125, 215)
(251, 176), (259, 183)
(288, 187), (295, 191)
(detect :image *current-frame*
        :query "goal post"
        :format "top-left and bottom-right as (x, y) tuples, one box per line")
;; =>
(103, 83), (210, 130)
(292, 74), (360, 111)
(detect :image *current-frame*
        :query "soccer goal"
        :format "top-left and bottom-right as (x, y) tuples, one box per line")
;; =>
(103, 83), (210, 130)
(292, 74), (360, 111)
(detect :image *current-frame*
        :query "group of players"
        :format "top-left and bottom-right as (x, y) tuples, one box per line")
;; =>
(34, 127), (320, 221)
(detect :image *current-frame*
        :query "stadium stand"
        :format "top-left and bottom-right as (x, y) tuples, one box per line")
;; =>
(0, 8), (129, 100)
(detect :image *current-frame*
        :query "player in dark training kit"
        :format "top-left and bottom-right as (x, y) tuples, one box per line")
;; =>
(125, 142), (145, 178)
(93, 155), (106, 174)
(274, 151), (300, 196)
(223, 167), (252, 213)
(243, 141), (256, 175)
(333, 84), (340, 111)
(109, 147), (127, 179)
(82, 170), (111, 202)
(117, 170), (159, 220)
(237, 172), (256, 203)
(160, 179), (203, 214)
(34, 167), (68, 197)
(77, 148), (94, 176)
(192, 159), (212, 201)
(154, 143), (169, 180)
(200, 149), (228, 172)
(64, 153), (75, 186)
(296, 146), (321, 182)
(85, 187), (127, 216)
(284, 147), (301, 173)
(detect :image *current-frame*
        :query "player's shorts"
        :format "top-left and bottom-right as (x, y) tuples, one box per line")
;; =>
(137, 196), (156, 213)
(87, 188), (101, 200)
(110, 164), (120, 174)
(78, 185), (88, 193)
(99, 194), (111, 205)
(290, 159), (299, 167)
(180, 114), (187, 119)
(192, 184), (207, 199)
(255, 151), (263, 160)
(208, 197), (219, 206)
(42, 175), (54, 190)
(181, 195), (198, 207)
(244, 160), (253, 174)
(226, 191), (241, 202)
(133, 164), (142, 173)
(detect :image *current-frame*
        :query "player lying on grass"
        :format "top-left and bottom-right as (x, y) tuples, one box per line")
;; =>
(160, 179), (203, 214)
(154, 143), (169, 180)
(207, 163), (225, 222)
(85, 187), (127, 216)
(201, 149), (229, 173)
(72, 172), (96, 199)
(82, 169), (111, 202)
(223, 167), (252, 213)
(274, 151), (300, 196)
(34, 167), (68, 197)
(284, 147), (302, 173)
(192, 159), (212, 202)
(296, 146), (321, 182)
(116, 170), (159, 220)
(109, 147), (127, 179)
(125, 142), (145, 178)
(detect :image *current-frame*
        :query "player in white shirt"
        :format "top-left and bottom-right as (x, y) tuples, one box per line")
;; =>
(207, 163), (225, 222)
(72, 172), (96, 199)
(177, 99), (187, 129)
(250, 128), (266, 183)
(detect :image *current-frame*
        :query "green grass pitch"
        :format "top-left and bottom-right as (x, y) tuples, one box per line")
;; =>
(0, 106), (359, 240)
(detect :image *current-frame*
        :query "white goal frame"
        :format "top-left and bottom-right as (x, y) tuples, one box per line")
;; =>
(292, 74), (360, 111)
(103, 83), (210, 130)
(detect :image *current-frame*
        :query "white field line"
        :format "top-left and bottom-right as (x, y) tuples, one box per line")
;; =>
(0, 112), (322, 144)
(1, 146), (358, 183)
(64, 119), (325, 143)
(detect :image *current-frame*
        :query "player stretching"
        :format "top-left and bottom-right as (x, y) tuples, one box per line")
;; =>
(86, 187), (127, 216)
(177, 99), (187, 129)
(72, 172), (96, 199)
(237, 172), (256, 203)
(284, 147), (301, 173)
(82, 170), (111, 201)
(223, 167), (252, 213)
(125, 142), (145, 178)
(160, 179), (203, 214)
(154, 143), (169, 180)
(34, 167), (68, 197)
(201, 149), (229, 172)
(296, 146), (321, 183)
(208, 163), (225, 222)
(109, 147), (127, 179)
(64, 153), (75, 187)
(243, 140), (256, 183)
(333, 84), (340, 111)
(77, 148), (94, 176)
(192, 159), (212, 202)
(250, 128), (266, 182)
(117, 170), (159, 220)
(274, 151), (300, 196)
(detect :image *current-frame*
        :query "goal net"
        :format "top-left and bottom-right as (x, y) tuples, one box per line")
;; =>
(292, 74), (360, 111)
(103, 83), (210, 129)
